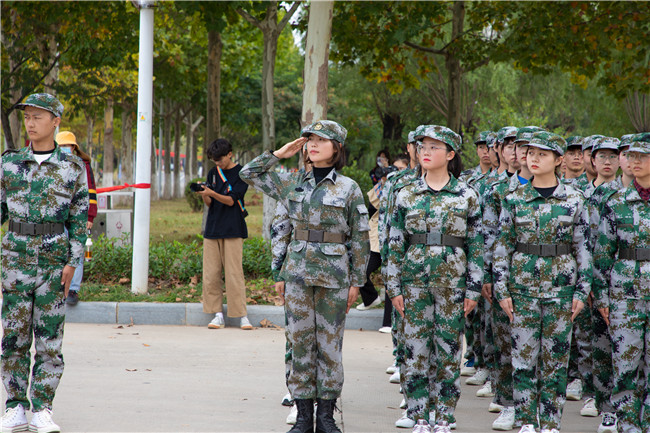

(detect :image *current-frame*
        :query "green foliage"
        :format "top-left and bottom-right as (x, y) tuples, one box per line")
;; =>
(340, 160), (373, 208)
(185, 177), (205, 212)
(241, 236), (272, 279)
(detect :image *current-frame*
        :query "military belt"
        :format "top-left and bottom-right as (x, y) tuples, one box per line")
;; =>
(294, 229), (346, 244)
(8, 220), (65, 236)
(516, 242), (571, 257)
(408, 232), (465, 248)
(619, 247), (650, 261)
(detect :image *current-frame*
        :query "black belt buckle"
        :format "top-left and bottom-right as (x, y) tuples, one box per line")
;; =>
(426, 232), (442, 246)
(636, 248), (650, 261)
(540, 244), (556, 257)
(308, 230), (324, 243)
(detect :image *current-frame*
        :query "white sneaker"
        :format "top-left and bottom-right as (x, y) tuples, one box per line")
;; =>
(379, 326), (392, 334)
(597, 412), (618, 433)
(400, 398), (407, 409)
(477, 380), (495, 397)
(240, 316), (253, 330)
(489, 402), (504, 413)
(540, 429), (559, 433)
(208, 312), (225, 329)
(281, 392), (293, 406)
(413, 419), (432, 433)
(1, 405), (28, 433)
(492, 406), (515, 431)
(466, 368), (489, 385)
(387, 360), (398, 374)
(390, 370), (401, 384)
(518, 425), (537, 433)
(286, 404), (298, 425)
(396, 412), (416, 428)
(580, 397), (598, 417)
(566, 378), (583, 401)
(356, 296), (381, 310)
(460, 359), (476, 376)
(428, 411), (436, 424)
(432, 421), (452, 433)
(29, 409), (60, 433)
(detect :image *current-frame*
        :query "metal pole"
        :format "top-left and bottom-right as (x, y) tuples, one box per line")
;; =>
(158, 97), (163, 197)
(131, 0), (155, 294)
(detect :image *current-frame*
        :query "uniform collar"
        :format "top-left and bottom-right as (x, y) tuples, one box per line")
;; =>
(414, 173), (460, 195)
(303, 167), (338, 185)
(521, 176), (567, 202)
(625, 181), (647, 203)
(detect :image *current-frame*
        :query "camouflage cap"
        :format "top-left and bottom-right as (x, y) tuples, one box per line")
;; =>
(527, 131), (567, 156)
(619, 133), (634, 149)
(301, 120), (347, 145)
(474, 130), (495, 145)
(565, 135), (584, 149)
(496, 126), (518, 144)
(407, 130), (416, 144)
(582, 134), (604, 151)
(15, 93), (64, 118)
(485, 131), (497, 148)
(627, 132), (650, 154)
(514, 126), (545, 144)
(413, 124), (462, 152)
(592, 136), (621, 153)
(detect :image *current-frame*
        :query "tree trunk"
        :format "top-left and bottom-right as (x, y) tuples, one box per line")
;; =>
(301, 0), (333, 127)
(163, 100), (172, 200)
(173, 110), (182, 198)
(1, 110), (15, 150)
(85, 113), (96, 173)
(192, 124), (200, 181)
(185, 111), (192, 183)
(446, 1), (465, 133)
(121, 107), (134, 185)
(102, 98), (115, 187)
(381, 112), (404, 141)
(260, 6), (279, 151)
(205, 30), (222, 173)
(38, 32), (59, 94)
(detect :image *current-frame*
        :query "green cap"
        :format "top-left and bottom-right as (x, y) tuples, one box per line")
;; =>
(301, 120), (348, 145)
(566, 136), (584, 149)
(619, 134), (634, 150)
(527, 131), (567, 156)
(413, 124), (462, 152)
(496, 126), (518, 144)
(592, 136), (621, 153)
(627, 132), (650, 154)
(514, 126), (545, 144)
(474, 130), (495, 145)
(582, 134), (604, 151)
(15, 93), (64, 118)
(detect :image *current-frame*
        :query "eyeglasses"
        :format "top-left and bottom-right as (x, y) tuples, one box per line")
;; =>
(624, 152), (650, 161)
(595, 154), (619, 162)
(417, 142), (447, 153)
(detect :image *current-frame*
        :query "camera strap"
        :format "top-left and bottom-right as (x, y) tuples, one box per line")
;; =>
(216, 166), (247, 216)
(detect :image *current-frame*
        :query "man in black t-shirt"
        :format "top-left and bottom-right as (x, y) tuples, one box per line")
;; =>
(196, 138), (251, 330)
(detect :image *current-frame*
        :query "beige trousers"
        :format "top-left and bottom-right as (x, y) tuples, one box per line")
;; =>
(201, 238), (247, 317)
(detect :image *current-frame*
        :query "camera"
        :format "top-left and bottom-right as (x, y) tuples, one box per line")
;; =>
(373, 165), (398, 179)
(189, 182), (206, 192)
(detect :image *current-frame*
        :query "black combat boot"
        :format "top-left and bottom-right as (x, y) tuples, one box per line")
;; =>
(287, 399), (314, 433)
(315, 399), (342, 433)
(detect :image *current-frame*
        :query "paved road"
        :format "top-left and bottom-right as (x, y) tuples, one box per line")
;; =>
(1, 324), (600, 432)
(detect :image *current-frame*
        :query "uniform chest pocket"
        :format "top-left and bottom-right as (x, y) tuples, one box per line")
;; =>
(320, 195), (346, 226)
(448, 209), (468, 236)
(287, 191), (305, 219)
(616, 216), (635, 234)
(557, 215), (574, 227)
(405, 209), (426, 233)
(53, 190), (73, 200)
(515, 216), (534, 228)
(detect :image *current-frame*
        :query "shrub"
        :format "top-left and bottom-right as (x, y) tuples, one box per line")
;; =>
(242, 236), (272, 279)
(185, 177), (205, 212)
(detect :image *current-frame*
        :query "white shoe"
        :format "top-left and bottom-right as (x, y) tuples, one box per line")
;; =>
(390, 370), (401, 384)
(281, 392), (293, 406)
(540, 429), (559, 433)
(400, 398), (407, 409)
(208, 312), (225, 329)
(518, 425), (537, 433)
(432, 421), (452, 433)
(396, 412), (416, 428)
(428, 411), (436, 424)
(460, 359), (476, 376)
(29, 409), (60, 433)
(356, 296), (381, 310)
(492, 406), (515, 431)
(387, 361), (398, 374)
(286, 404), (298, 425)
(566, 378), (583, 401)
(413, 419), (432, 433)
(477, 380), (495, 397)
(580, 397), (598, 417)
(379, 326), (392, 334)
(489, 402), (504, 413)
(597, 412), (618, 433)
(466, 368), (489, 385)
(1, 405), (28, 433)
(240, 316), (253, 330)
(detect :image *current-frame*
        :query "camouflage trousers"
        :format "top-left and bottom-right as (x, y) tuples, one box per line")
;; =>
(609, 299), (650, 433)
(591, 306), (615, 414)
(1, 263), (66, 412)
(492, 295), (514, 407)
(511, 295), (572, 431)
(464, 308), (476, 363)
(480, 297), (495, 376)
(568, 306), (594, 395)
(402, 286), (464, 423)
(284, 282), (347, 400)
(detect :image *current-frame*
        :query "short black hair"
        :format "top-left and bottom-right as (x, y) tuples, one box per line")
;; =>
(394, 153), (410, 165)
(207, 138), (232, 160)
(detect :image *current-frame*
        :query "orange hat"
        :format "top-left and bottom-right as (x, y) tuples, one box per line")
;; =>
(56, 131), (78, 146)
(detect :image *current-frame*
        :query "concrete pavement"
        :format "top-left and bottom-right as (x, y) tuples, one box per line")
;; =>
(1, 320), (600, 432)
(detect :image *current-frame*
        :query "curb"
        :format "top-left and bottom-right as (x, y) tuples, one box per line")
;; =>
(64, 302), (385, 330)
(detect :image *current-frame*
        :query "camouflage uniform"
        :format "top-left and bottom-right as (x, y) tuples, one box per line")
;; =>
(386, 125), (484, 424)
(2, 134), (89, 412)
(493, 132), (592, 431)
(593, 135), (650, 433)
(240, 138), (369, 400)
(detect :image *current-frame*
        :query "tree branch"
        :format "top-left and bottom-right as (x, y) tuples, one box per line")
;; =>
(236, 8), (262, 30)
(278, 1), (301, 32)
(404, 40), (446, 55)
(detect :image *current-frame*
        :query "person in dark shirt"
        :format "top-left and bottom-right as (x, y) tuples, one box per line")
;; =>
(196, 138), (252, 330)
